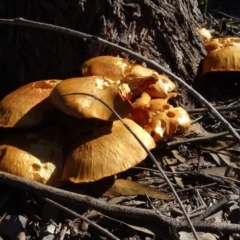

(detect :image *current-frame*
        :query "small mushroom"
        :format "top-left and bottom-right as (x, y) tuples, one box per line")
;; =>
(81, 56), (176, 98)
(61, 118), (156, 183)
(144, 107), (191, 141)
(49, 77), (132, 121)
(0, 80), (61, 128)
(129, 93), (191, 141)
(0, 126), (67, 186)
(197, 28), (212, 42)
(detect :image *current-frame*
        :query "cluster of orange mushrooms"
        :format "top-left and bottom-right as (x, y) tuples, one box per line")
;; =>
(0, 56), (191, 187)
(198, 28), (240, 74)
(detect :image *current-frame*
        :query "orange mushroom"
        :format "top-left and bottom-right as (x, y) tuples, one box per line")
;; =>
(81, 56), (176, 98)
(202, 45), (240, 74)
(197, 28), (212, 42)
(49, 76), (132, 121)
(203, 37), (240, 54)
(129, 93), (191, 141)
(0, 126), (67, 186)
(0, 80), (61, 128)
(61, 118), (156, 183)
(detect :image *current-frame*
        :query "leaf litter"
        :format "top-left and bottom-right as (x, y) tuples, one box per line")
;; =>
(2, 2), (240, 240)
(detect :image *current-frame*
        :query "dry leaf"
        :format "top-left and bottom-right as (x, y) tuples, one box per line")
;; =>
(102, 179), (173, 200)
(203, 150), (240, 169)
(179, 232), (218, 240)
(200, 135), (239, 151)
(171, 150), (187, 163)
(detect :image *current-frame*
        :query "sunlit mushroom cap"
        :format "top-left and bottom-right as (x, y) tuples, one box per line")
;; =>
(203, 37), (240, 54)
(146, 74), (176, 98)
(204, 41), (222, 54)
(202, 45), (240, 74)
(129, 93), (191, 141)
(145, 107), (191, 141)
(49, 77), (132, 121)
(0, 127), (67, 186)
(61, 118), (156, 183)
(81, 56), (137, 80)
(0, 80), (61, 128)
(81, 56), (176, 98)
(197, 28), (212, 42)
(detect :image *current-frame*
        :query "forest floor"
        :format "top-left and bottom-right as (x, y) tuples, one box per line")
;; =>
(1, 1), (240, 240)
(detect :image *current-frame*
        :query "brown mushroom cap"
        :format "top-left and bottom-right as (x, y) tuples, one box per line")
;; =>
(81, 56), (176, 98)
(0, 80), (61, 128)
(61, 118), (156, 183)
(129, 93), (191, 141)
(0, 126), (67, 186)
(202, 45), (240, 73)
(204, 41), (222, 54)
(197, 28), (212, 42)
(146, 74), (176, 98)
(49, 77), (132, 121)
(203, 37), (240, 54)
(81, 56), (134, 80)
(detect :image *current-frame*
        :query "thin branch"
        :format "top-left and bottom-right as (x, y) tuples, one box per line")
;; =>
(0, 18), (239, 143)
(43, 197), (120, 240)
(187, 104), (240, 114)
(167, 129), (240, 147)
(0, 171), (240, 234)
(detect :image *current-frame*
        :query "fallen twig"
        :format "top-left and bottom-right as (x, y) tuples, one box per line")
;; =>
(43, 197), (120, 240)
(0, 18), (239, 143)
(167, 129), (240, 147)
(187, 104), (240, 114)
(193, 194), (239, 222)
(0, 171), (240, 234)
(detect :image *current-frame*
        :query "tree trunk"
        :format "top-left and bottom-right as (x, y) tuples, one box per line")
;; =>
(0, 0), (205, 99)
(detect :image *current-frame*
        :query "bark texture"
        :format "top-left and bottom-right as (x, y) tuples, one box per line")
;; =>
(0, 0), (205, 99)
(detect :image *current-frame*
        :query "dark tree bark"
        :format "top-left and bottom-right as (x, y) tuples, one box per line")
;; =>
(0, 0), (205, 99)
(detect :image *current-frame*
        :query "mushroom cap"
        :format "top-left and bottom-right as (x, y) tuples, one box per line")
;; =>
(198, 28), (212, 42)
(49, 77), (132, 121)
(204, 41), (222, 54)
(61, 118), (156, 183)
(81, 56), (176, 98)
(0, 127), (67, 186)
(129, 93), (191, 141)
(202, 45), (240, 73)
(203, 37), (240, 54)
(81, 56), (132, 80)
(0, 80), (61, 128)
(146, 74), (176, 98)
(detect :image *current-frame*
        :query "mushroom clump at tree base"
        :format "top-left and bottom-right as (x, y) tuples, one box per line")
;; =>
(81, 56), (176, 98)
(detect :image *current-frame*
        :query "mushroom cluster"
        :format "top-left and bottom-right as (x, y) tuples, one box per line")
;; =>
(198, 28), (240, 76)
(197, 28), (240, 94)
(0, 56), (191, 185)
(80, 56), (191, 141)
